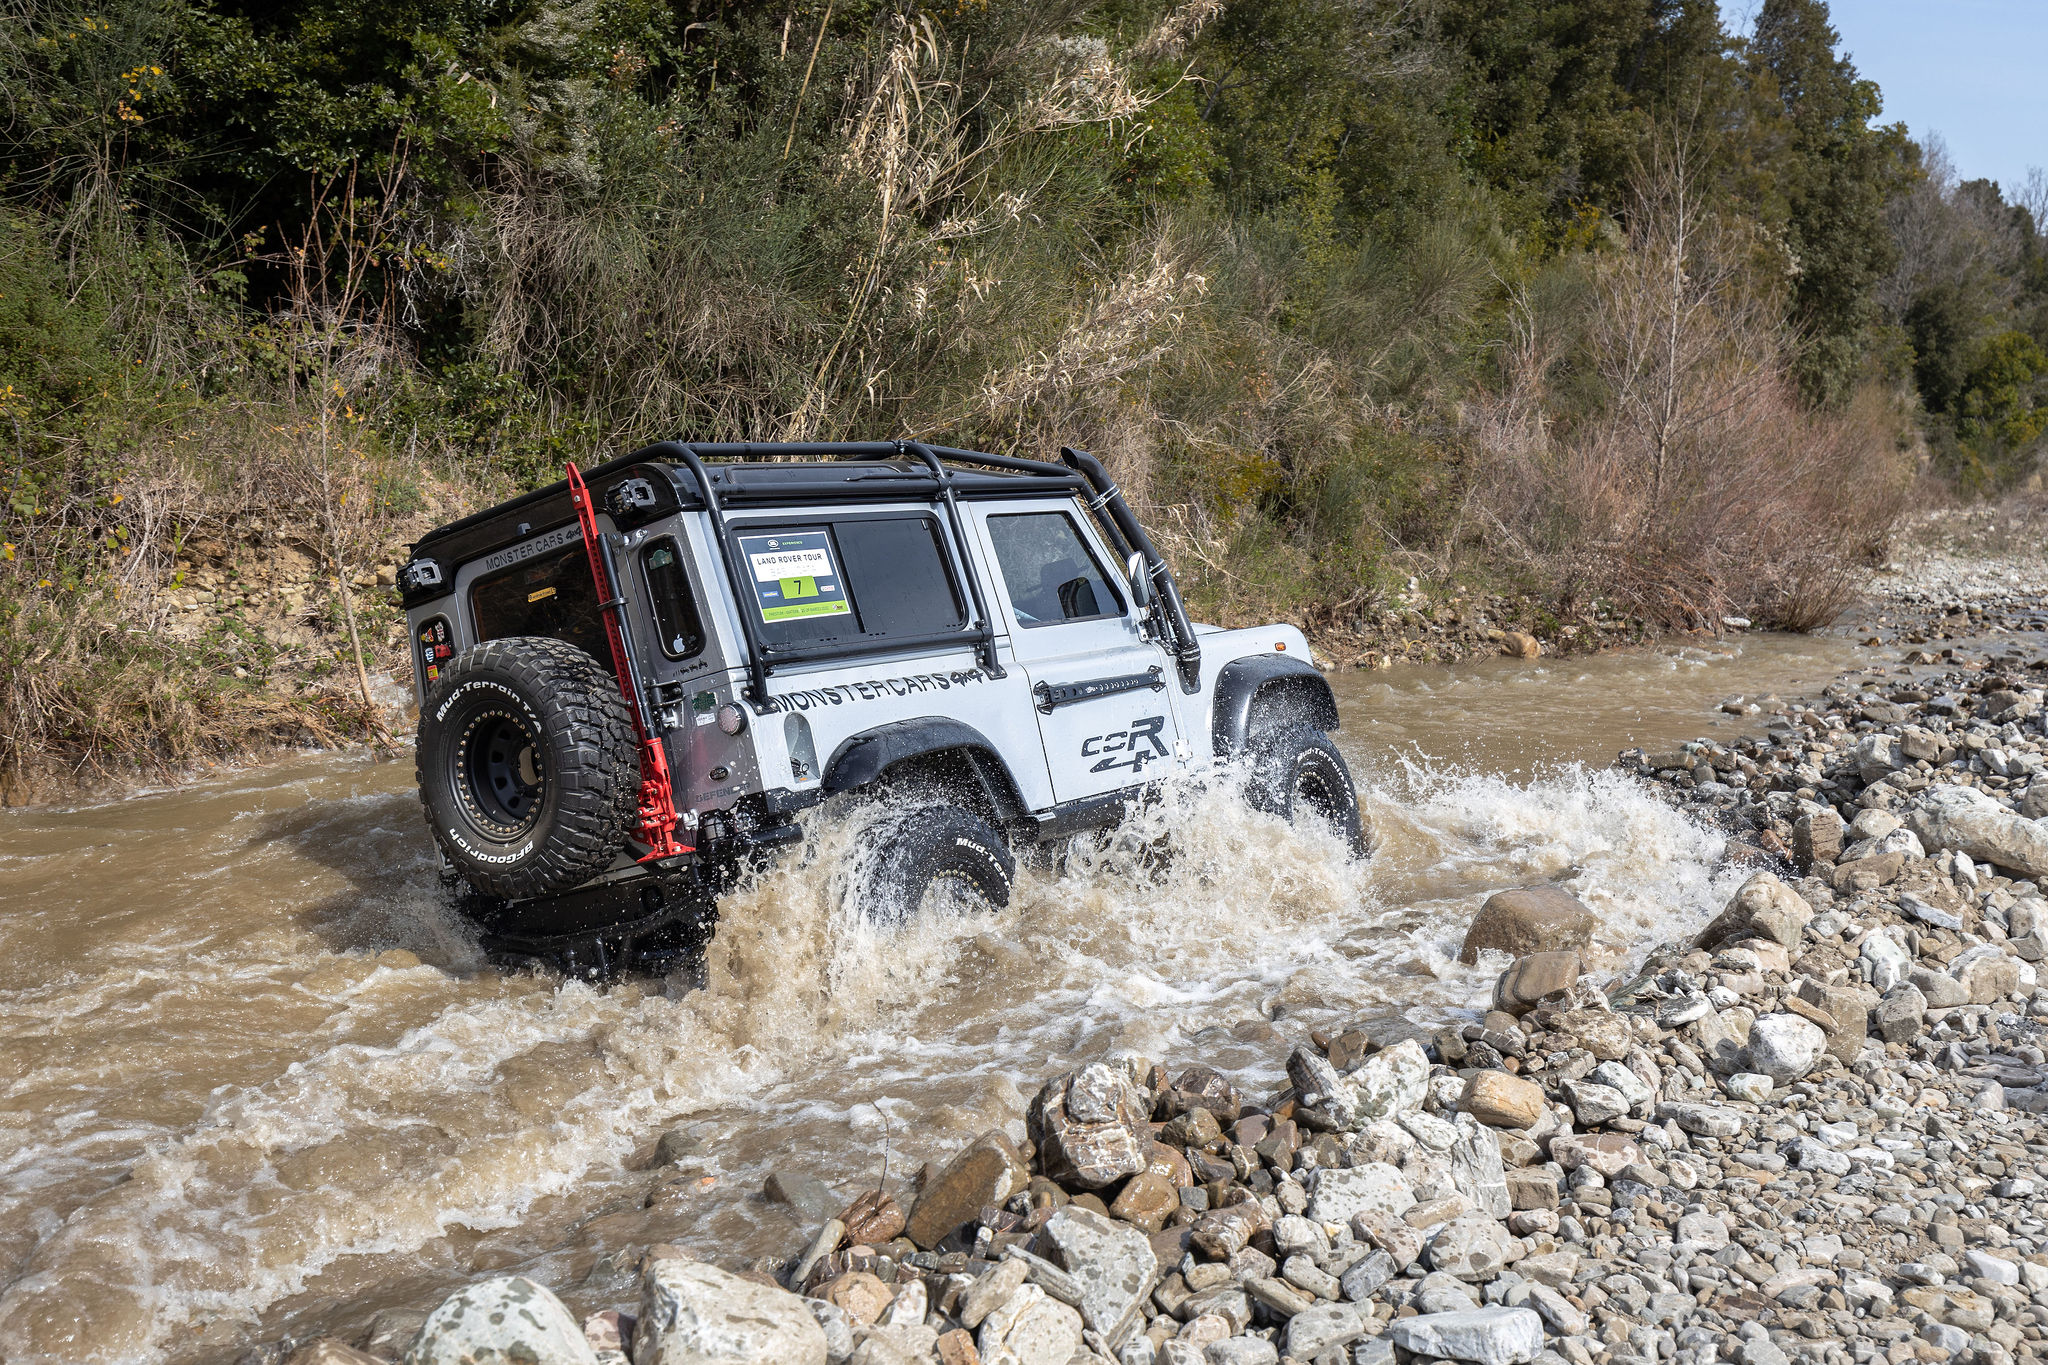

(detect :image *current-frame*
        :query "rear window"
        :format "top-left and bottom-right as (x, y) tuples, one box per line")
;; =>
(469, 544), (612, 670)
(733, 514), (965, 647)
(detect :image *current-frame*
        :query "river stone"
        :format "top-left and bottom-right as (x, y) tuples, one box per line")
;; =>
(1459, 888), (1597, 964)
(1448, 1113), (1510, 1219)
(1287, 1045), (1358, 1130)
(1343, 1039), (1428, 1124)
(1031, 1064), (1149, 1189)
(1549, 1133), (1642, 1176)
(1862, 932), (1913, 992)
(1108, 1169), (1176, 1233)
(1907, 965), (1971, 1009)
(1458, 1071), (1547, 1130)
(1206, 1340), (1278, 1365)
(1908, 784), (2048, 877)
(1552, 1009), (1631, 1061)
(1676, 1211), (1730, 1250)
(637, 1261), (827, 1365)
(818, 1272), (892, 1326)
(1694, 872), (1812, 950)
(1588, 1061), (1654, 1116)
(404, 1275), (598, 1365)
(1744, 1014), (1826, 1084)
(1560, 1079), (1629, 1127)
(1952, 945), (2033, 1003)
(289, 1341), (385, 1365)
(1164, 1066), (1243, 1124)
(1424, 1215), (1512, 1280)
(1306, 1162), (1415, 1224)
(1389, 1307), (1544, 1365)
(1654, 1102), (1744, 1138)
(1492, 951), (1583, 1015)
(1038, 1204), (1157, 1334)
(1283, 1303), (1367, 1359)
(1191, 1201), (1270, 1259)
(906, 1129), (1028, 1248)
(975, 1284), (1081, 1365)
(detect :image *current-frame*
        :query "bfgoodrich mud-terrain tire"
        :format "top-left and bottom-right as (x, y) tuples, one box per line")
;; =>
(1246, 722), (1370, 859)
(853, 805), (1015, 926)
(417, 636), (641, 899)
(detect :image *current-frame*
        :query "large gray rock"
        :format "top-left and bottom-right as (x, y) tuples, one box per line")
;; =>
(1036, 1205), (1157, 1335)
(404, 1276), (599, 1365)
(1459, 888), (1597, 964)
(974, 1284), (1082, 1365)
(1422, 1216), (1512, 1280)
(638, 1260), (827, 1365)
(1744, 1014), (1826, 1084)
(1694, 872), (1812, 950)
(1342, 1039), (1429, 1125)
(1908, 785), (2048, 878)
(1951, 945), (2032, 1003)
(1287, 1045), (1358, 1130)
(1282, 1303), (1367, 1359)
(1305, 1162), (1415, 1225)
(1448, 1113), (1510, 1219)
(1030, 1064), (1149, 1189)
(1875, 983), (1928, 1044)
(1388, 1307), (1545, 1365)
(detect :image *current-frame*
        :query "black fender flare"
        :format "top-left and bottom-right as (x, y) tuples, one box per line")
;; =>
(1210, 654), (1340, 758)
(822, 718), (1028, 821)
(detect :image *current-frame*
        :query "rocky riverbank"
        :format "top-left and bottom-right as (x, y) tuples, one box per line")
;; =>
(253, 622), (2048, 1365)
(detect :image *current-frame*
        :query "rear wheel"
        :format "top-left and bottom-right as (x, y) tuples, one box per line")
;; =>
(417, 636), (641, 900)
(1246, 722), (1370, 859)
(851, 804), (1015, 926)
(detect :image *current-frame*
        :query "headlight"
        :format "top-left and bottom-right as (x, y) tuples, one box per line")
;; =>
(716, 703), (747, 736)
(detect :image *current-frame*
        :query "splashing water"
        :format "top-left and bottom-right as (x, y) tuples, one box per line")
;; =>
(0, 639), (1836, 1363)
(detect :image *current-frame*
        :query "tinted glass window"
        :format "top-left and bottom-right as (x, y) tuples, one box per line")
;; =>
(987, 512), (1123, 627)
(642, 539), (706, 659)
(469, 545), (612, 670)
(735, 514), (964, 646)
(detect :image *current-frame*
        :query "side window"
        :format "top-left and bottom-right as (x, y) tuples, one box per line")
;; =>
(733, 515), (965, 645)
(641, 539), (706, 659)
(987, 511), (1124, 627)
(469, 545), (612, 670)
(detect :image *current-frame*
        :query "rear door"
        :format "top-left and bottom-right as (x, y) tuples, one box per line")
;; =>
(973, 504), (1186, 806)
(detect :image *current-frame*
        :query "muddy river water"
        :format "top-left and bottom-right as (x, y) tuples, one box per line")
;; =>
(0, 632), (1876, 1363)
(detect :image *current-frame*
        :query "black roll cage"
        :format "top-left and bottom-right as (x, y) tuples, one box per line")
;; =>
(407, 439), (1205, 706)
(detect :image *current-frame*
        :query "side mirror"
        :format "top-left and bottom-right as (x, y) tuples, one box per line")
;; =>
(1126, 552), (1154, 611)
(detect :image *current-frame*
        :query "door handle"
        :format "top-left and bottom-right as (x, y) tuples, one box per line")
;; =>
(1032, 666), (1165, 713)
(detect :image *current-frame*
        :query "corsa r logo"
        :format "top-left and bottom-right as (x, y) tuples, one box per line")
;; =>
(1083, 716), (1169, 773)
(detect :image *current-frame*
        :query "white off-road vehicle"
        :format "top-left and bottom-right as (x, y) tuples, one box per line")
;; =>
(399, 442), (1364, 977)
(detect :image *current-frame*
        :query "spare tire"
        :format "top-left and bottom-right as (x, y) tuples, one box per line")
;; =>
(417, 636), (641, 900)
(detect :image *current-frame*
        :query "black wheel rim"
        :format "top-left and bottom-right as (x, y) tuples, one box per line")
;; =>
(459, 710), (546, 837)
(1294, 757), (1345, 828)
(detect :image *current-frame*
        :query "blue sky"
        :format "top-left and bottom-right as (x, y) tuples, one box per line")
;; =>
(1719, 0), (2046, 195)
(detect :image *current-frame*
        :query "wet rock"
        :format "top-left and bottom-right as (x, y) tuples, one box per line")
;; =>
(1287, 1045), (1357, 1130)
(1283, 1303), (1367, 1359)
(653, 1127), (705, 1167)
(1031, 1065), (1148, 1190)
(404, 1275), (598, 1365)
(638, 1259), (828, 1365)
(359, 1309), (429, 1361)
(906, 1130), (1028, 1249)
(1343, 1039), (1429, 1124)
(1038, 1204), (1157, 1334)
(1459, 888), (1597, 964)
(803, 1299), (857, 1361)
(1500, 631), (1541, 659)
(1908, 785), (2048, 878)
(1108, 1169), (1177, 1233)
(1388, 1306), (1544, 1365)
(1744, 1014), (1826, 1084)
(974, 1283), (1081, 1365)
(1492, 951), (1583, 1015)
(1457, 1071), (1547, 1130)
(838, 1189), (907, 1248)
(1305, 1162), (1415, 1224)
(1163, 1066), (1242, 1125)
(1694, 872), (1812, 950)
(1191, 1200), (1270, 1259)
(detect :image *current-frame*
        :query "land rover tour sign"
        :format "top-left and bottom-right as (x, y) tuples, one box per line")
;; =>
(738, 531), (852, 622)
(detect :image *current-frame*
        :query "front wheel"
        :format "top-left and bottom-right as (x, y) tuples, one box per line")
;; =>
(1246, 722), (1371, 859)
(851, 805), (1015, 926)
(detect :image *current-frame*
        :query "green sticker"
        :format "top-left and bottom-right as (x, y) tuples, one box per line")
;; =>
(738, 531), (850, 624)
